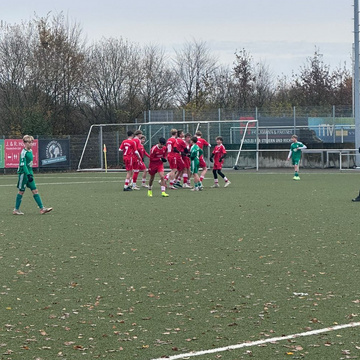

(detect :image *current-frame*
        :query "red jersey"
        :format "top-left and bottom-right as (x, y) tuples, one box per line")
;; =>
(166, 137), (178, 156)
(196, 137), (210, 149)
(119, 139), (137, 159)
(133, 137), (141, 151)
(149, 144), (167, 164)
(212, 144), (226, 163)
(138, 144), (149, 160)
(176, 138), (187, 153)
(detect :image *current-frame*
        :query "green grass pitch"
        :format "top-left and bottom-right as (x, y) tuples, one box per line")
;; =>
(1, 170), (360, 360)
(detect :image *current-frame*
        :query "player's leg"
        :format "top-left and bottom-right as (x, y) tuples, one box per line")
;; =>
(14, 174), (26, 214)
(217, 169), (231, 187)
(159, 170), (169, 197)
(199, 157), (207, 187)
(124, 158), (133, 190)
(211, 169), (219, 188)
(141, 168), (148, 188)
(132, 169), (140, 190)
(148, 173), (155, 197)
(293, 160), (300, 180)
(30, 182), (53, 214)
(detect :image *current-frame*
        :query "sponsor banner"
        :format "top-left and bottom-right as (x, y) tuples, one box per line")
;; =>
(308, 117), (355, 142)
(5, 139), (38, 168)
(39, 139), (70, 168)
(0, 139), (4, 168)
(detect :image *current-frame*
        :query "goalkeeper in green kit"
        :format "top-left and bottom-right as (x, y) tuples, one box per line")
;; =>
(13, 135), (53, 215)
(190, 136), (203, 191)
(286, 134), (307, 180)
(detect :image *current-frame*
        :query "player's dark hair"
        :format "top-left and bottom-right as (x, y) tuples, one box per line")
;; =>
(140, 135), (146, 140)
(177, 129), (184, 137)
(127, 130), (134, 137)
(159, 137), (166, 145)
(191, 136), (198, 143)
(185, 132), (191, 138)
(216, 136), (223, 142)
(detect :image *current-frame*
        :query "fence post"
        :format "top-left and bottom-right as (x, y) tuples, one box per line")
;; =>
(293, 106), (296, 135)
(218, 108), (221, 136)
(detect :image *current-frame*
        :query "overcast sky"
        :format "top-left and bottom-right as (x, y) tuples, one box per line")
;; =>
(1, 0), (354, 77)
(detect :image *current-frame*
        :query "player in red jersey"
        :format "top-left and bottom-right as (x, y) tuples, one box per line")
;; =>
(210, 136), (231, 188)
(195, 131), (211, 187)
(131, 130), (143, 190)
(177, 130), (192, 188)
(119, 130), (141, 191)
(165, 129), (183, 189)
(138, 135), (150, 188)
(147, 137), (169, 197)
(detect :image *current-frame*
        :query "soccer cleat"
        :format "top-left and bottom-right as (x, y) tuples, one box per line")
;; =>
(224, 181), (231, 187)
(191, 187), (199, 191)
(123, 187), (132, 191)
(293, 176), (300, 181)
(211, 183), (220, 188)
(161, 192), (169, 197)
(132, 185), (141, 190)
(13, 209), (24, 215)
(183, 183), (192, 188)
(174, 182), (182, 188)
(169, 186), (177, 190)
(40, 207), (53, 215)
(142, 184), (149, 188)
(147, 190), (153, 197)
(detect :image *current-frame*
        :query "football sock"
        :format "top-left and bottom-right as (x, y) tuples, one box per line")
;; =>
(148, 185), (152, 190)
(142, 177), (147, 185)
(200, 176), (204, 182)
(132, 171), (139, 185)
(295, 171), (299, 176)
(214, 179), (219, 184)
(224, 177), (229, 182)
(15, 193), (23, 209)
(33, 193), (43, 209)
(124, 179), (130, 188)
(161, 186), (166, 192)
(183, 173), (188, 184)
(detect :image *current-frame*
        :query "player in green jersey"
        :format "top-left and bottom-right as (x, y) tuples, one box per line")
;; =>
(189, 136), (203, 191)
(286, 134), (307, 180)
(13, 135), (53, 215)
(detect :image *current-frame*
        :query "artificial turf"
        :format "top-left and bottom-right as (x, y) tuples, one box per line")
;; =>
(1, 170), (360, 360)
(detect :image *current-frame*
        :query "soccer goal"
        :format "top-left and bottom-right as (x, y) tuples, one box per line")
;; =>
(77, 119), (259, 171)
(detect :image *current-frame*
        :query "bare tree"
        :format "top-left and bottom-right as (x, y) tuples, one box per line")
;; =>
(34, 13), (87, 134)
(140, 44), (176, 110)
(85, 37), (142, 123)
(173, 39), (217, 108)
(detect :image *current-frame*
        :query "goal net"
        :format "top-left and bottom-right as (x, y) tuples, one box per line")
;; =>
(77, 120), (258, 171)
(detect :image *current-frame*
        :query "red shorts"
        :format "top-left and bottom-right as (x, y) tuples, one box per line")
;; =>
(199, 156), (207, 169)
(133, 158), (146, 171)
(213, 161), (223, 170)
(123, 157), (133, 171)
(148, 162), (164, 176)
(182, 156), (190, 169)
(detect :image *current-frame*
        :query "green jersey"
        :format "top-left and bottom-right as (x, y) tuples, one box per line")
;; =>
(288, 141), (306, 162)
(17, 148), (34, 175)
(190, 144), (203, 161)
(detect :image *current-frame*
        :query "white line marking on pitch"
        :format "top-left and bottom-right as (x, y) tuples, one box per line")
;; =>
(0, 180), (120, 187)
(150, 322), (360, 360)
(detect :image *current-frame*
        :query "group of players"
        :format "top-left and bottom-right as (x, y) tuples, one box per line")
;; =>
(119, 129), (231, 197)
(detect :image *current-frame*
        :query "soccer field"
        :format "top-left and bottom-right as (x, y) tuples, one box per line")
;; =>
(1, 170), (360, 360)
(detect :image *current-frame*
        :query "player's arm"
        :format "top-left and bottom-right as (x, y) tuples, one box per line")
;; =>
(299, 143), (307, 150)
(144, 151), (150, 158)
(287, 150), (292, 160)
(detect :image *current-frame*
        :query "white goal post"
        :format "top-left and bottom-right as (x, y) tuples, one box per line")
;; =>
(77, 119), (259, 171)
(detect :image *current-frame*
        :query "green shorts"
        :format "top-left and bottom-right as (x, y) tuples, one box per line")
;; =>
(191, 160), (199, 174)
(17, 173), (37, 192)
(292, 158), (300, 166)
